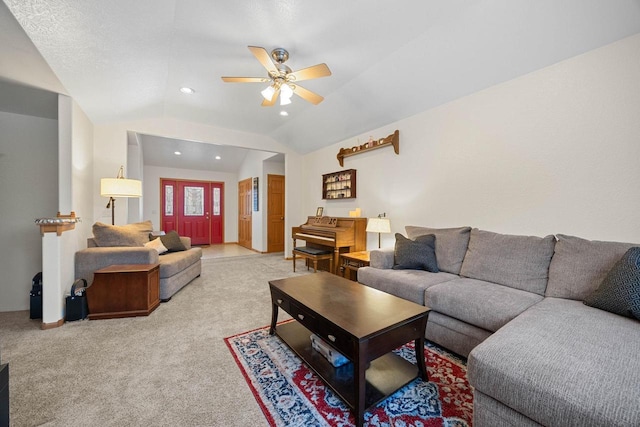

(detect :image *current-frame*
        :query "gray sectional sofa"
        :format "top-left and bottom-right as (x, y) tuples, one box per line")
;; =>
(358, 226), (640, 426)
(75, 221), (202, 301)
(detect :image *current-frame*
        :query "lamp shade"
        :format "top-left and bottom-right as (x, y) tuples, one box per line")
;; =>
(261, 85), (276, 101)
(366, 217), (391, 233)
(100, 178), (142, 198)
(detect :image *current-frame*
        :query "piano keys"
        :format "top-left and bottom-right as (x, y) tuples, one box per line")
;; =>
(292, 216), (367, 274)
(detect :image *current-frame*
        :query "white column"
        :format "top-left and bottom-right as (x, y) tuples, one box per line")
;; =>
(41, 233), (65, 327)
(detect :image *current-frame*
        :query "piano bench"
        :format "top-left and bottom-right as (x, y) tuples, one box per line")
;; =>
(292, 247), (334, 273)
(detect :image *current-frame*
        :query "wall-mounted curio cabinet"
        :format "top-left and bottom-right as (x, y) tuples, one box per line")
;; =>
(322, 169), (356, 200)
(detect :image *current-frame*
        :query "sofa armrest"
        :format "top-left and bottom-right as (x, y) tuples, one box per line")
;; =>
(75, 247), (160, 285)
(370, 248), (394, 269)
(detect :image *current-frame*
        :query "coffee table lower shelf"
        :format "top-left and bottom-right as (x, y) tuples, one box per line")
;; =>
(274, 321), (419, 411)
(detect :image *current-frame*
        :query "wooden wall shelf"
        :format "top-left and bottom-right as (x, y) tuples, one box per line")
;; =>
(323, 169), (356, 200)
(35, 212), (79, 236)
(337, 130), (399, 166)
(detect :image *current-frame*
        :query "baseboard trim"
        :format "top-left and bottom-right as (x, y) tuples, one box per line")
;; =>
(41, 318), (64, 330)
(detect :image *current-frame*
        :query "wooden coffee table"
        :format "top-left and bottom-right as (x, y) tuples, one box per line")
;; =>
(269, 272), (430, 427)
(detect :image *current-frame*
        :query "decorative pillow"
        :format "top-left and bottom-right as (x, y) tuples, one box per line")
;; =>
(405, 226), (471, 274)
(393, 233), (439, 272)
(144, 237), (168, 255)
(149, 230), (187, 252)
(92, 220), (153, 247)
(584, 247), (640, 320)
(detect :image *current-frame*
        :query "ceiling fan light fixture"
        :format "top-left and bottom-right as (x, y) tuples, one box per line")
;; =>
(281, 83), (293, 99)
(279, 83), (293, 105)
(261, 85), (276, 101)
(280, 96), (292, 106)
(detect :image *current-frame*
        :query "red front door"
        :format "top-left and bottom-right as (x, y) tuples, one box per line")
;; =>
(176, 181), (210, 245)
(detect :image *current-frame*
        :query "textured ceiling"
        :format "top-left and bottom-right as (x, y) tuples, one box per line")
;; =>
(4, 0), (640, 158)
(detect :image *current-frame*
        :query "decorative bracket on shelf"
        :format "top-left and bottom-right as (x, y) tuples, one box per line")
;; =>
(336, 130), (399, 166)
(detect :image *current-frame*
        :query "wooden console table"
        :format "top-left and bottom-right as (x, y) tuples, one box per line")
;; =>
(87, 264), (160, 320)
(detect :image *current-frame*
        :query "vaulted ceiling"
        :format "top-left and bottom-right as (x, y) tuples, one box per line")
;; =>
(3, 0), (640, 160)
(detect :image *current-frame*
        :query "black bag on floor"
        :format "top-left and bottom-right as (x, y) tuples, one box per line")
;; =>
(29, 272), (43, 319)
(65, 279), (88, 322)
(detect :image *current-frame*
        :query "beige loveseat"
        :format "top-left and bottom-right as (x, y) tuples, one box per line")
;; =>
(75, 221), (202, 301)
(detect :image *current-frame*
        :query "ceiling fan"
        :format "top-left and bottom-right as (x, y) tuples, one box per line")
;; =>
(221, 46), (331, 106)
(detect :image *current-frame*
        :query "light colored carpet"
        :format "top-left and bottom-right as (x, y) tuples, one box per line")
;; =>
(0, 253), (308, 427)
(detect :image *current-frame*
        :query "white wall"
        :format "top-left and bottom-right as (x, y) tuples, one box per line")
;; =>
(0, 111), (58, 311)
(143, 165), (239, 242)
(68, 98), (94, 264)
(301, 33), (640, 249)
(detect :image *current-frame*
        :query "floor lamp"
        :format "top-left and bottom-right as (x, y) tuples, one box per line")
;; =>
(366, 213), (391, 248)
(100, 166), (142, 225)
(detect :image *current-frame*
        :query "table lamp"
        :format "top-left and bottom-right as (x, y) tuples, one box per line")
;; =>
(366, 213), (391, 248)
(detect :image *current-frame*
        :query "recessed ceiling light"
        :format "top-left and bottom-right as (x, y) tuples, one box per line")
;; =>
(180, 87), (195, 94)
(174, 151), (182, 155)
(215, 155), (221, 160)
(280, 111), (288, 116)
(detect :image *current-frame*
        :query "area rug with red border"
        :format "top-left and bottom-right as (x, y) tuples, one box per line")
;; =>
(224, 324), (472, 426)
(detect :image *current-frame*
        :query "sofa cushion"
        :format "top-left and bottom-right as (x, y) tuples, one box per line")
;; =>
(393, 233), (439, 272)
(144, 237), (168, 254)
(150, 230), (187, 252)
(584, 247), (640, 319)
(158, 247), (202, 279)
(546, 234), (637, 300)
(358, 266), (457, 305)
(405, 226), (471, 274)
(92, 220), (153, 247)
(459, 229), (555, 295)
(468, 298), (640, 427)
(425, 277), (543, 332)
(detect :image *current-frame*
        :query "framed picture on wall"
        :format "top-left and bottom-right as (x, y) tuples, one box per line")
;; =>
(316, 207), (323, 217)
(253, 177), (259, 211)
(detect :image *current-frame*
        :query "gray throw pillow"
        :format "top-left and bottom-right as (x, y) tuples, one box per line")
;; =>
(405, 226), (471, 274)
(584, 247), (640, 320)
(150, 230), (186, 252)
(393, 233), (439, 272)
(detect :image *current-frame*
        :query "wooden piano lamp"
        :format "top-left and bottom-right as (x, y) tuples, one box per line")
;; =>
(366, 213), (391, 248)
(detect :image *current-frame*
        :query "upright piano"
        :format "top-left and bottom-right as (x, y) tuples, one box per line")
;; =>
(292, 216), (367, 274)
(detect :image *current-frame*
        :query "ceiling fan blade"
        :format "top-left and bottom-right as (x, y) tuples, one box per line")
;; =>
(248, 46), (277, 74)
(292, 84), (324, 105)
(261, 88), (280, 107)
(289, 63), (331, 82)
(221, 76), (267, 83)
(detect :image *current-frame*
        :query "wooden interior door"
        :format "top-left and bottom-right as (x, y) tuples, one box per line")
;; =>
(177, 181), (210, 245)
(238, 178), (252, 249)
(267, 174), (285, 253)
